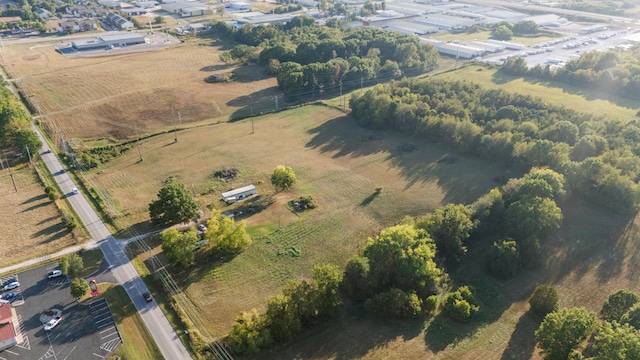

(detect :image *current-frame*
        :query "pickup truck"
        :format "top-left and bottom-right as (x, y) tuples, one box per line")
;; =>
(47, 270), (63, 279)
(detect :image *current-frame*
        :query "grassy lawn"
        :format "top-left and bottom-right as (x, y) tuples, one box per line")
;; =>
(78, 249), (103, 278)
(0, 162), (78, 267)
(435, 65), (639, 121)
(112, 104), (511, 340)
(88, 283), (164, 360)
(1, 37), (278, 143)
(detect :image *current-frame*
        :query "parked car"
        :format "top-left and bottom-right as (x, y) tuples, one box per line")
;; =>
(47, 270), (63, 279)
(3, 281), (19, 291)
(1, 293), (16, 300)
(2, 278), (16, 287)
(44, 317), (61, 331)
(143, 292), (152, 303)
(197, 224), (207, 232)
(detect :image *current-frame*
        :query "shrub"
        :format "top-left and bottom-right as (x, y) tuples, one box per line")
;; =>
(365, 288), (423, 318)
(529, 284), (559, 317)
(443, 286), (479, 322)
(288, 196), (316, 211)
(424, 295), (438, 315)
(486, 239), (521, 279)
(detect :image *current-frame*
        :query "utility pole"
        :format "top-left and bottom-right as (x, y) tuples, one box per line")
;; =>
(319, 83), (324, 100)
(360, 76), (363, 91)
(178, 111), (182, 126)
(275, 95), (278, 111)
(171, 106), (177, 142)
(3, 150), (16, 192)
(339, 80), (343, 109)
(134, 123), (143, 162)
(251, 118), (254, 134)
(25, 145), (32, 164)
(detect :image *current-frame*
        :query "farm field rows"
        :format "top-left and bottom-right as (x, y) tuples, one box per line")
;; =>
(2, 39), (278, 144)
(0, 165), (76, 267)
(89, 104), (507, 339)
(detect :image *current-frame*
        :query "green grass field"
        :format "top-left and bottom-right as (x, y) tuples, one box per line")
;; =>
(435, 65), (638, 121)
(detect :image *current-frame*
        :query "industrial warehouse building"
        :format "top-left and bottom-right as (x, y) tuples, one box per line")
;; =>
(221, 185), (256, 204)
(71, 33), (146, 51)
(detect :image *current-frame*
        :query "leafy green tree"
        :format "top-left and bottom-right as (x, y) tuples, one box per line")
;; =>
(486, 239), (521, 279)
(59, 253), (83, 278)
(365, 288), (422, 318)
(205, 210), (251, 254)
(417, 204), (474, 264)
(535, 307), (599, 360)
(493, 24), (513, 40)
(530, 284), (559, 317)
(442, 286), (479, 323)
(621, 304), (640, 330)
(271, 165), (297, 191)
(149, 177), (200, 227)
(161, 228), (198, 267)
(264, 293), (301, 342)
(310, 264), (343, 318)
(155, 15), (165, 24)
(15, 129), (42, 157)
(342, 255), (370, 300)
(70, 277), (89, 300)
(601, 290), (640, 322)
(513, 20), (539, 34)
(525, 168), (566, 200)
(227, 309), (272, 354)
(363, 224), (441, 299)
(504, 196), (562, 238)
(593, 321), (640, 360)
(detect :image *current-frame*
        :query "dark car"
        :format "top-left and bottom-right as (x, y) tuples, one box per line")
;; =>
(143, 292), (152, 302)
(2, 278), (17, 287)
(1, 293), (16, 300)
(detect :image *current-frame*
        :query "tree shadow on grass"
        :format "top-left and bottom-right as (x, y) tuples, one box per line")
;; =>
(21, 193), (47, 205)
(423, 314), (478, 353)
(260, 313), (424, 360)
(200, 64), (234, 72)
(359, 192), (379, 207)
(500, 310), (541, 360)
(227, 87), (282, 121)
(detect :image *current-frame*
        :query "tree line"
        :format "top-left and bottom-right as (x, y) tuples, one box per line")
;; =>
(0, 87), (42, 159)
(500, 46), (640, 103)
(349, 78), (640, 214)
(211, 16), (439, 98)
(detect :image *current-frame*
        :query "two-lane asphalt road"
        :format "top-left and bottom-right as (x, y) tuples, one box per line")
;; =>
(34, 126), (191, 360)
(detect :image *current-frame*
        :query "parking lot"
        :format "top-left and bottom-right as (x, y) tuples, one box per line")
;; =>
(481, 29), (636, 68)
(0, 263), (122, 360)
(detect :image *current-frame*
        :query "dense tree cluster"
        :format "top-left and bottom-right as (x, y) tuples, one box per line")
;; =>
(349, 78), (640, 214)
(211, 17), (439, 97)
(0, 87), (42, 156)
(415, 204), (474, 265)
(533, 289), (640, 359)
(561, 0), (629, 16)
(501, 46), (640, 103)
(227, 264), (342, 354)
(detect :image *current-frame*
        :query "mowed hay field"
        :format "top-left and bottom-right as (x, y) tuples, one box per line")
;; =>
(89, 105), (506, 337)
(2, 39), (277, 142)
(0, 165), (76, 267)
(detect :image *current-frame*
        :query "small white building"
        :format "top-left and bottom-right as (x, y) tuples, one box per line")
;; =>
(227, 2), (252, 11)
(221, 185), (256, 204)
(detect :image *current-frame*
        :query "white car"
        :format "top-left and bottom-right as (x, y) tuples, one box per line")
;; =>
(3, 281), (19, 291)
(71, 187), (79, 195)
(47, 270), (63, 279)
(44, 317), (61, 331)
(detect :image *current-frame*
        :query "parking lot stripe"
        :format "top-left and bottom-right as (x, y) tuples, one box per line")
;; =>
(62, 345), (77, 360)
(4, 350), (18, 355)
(99, 326), (115, 333)
(92, 353), (104, 358)
(95, 316), (112, 324)
(101, 331), (118, 339)
(97, 321), (114, 329)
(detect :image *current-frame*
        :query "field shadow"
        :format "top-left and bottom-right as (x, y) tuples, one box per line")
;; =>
(544, 198), (637, 286)
(21, 200), (51, 213)
(359, 192), (379, 207)
(199, 64), (233, 72)
(305, 116), (391, 159)
(36, 215), (58, 226)
(261, 314), (423, 360)
(31, 222), (69, 242)
(22, 194), (48, 204)
(423, 315), (478, 352)
(228, 87), (281, 121)
(500, 311), (540, 360)
(491, 71), (518, 85)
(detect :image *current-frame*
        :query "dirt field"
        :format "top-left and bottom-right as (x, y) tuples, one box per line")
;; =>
(0, 164), (77, 267)
(1, 38), (277, 145)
